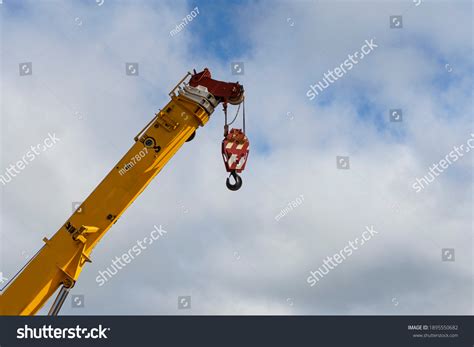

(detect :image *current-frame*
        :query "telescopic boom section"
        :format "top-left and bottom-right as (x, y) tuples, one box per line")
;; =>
(0, 69), (244, 315)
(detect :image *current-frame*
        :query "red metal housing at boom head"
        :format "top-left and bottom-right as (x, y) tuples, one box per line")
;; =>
(189, 68), (244, 106)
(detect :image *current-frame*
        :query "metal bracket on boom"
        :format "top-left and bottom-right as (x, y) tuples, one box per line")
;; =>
(72, 225), (99, 243)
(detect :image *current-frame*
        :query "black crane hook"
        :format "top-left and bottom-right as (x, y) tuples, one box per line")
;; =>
(226, 171), (242, 191)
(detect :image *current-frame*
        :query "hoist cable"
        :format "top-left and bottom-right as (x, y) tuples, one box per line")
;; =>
(242, 98), (246, 133)
(227, 102), (241, 126)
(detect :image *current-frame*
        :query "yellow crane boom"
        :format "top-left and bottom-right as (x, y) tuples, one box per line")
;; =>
(0, 69), (245, 315)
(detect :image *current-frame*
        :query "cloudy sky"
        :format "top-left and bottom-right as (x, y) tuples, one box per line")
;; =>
(0, 0), (472, 315)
